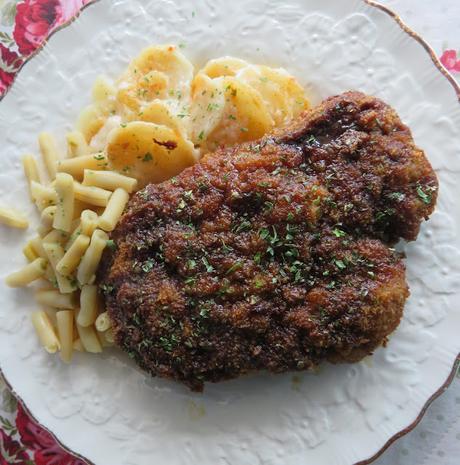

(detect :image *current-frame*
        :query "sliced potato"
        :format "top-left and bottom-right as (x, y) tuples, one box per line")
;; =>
(92, 75), (117, 106)
(237, 65), (309, 126)
(204, 76), (274, 152)
(89, 116), (123, 152)
(138, 100), (186, 135)
(201, 56), (249, 78)
(77, 104), (108, 144)
(106, 121), (198, 188)
(117, 70), (170, 112)
(189, 74), (226, 146)
(117, 45), (194, 114)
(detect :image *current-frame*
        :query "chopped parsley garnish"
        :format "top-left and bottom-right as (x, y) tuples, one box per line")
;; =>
(416, 184), (432, 205)
(254, 278), (265, 289)
(198, 130), (205, 141)
(100, 284), (114, 294)
(199, 307), (210, 318)
(176, 199), (187, 212)
(332, 228), (347, 238)
(202, 257), (214, 273)
(253, 252), (262, 264)
(233, 219), (252, 234)
(334, 259), (346, 270)
(264, 201), (274, 212)
(226, 261), (243, 275)
(141, 259), (155, 273)
(159, 335), (178, 352)
(106, 239), (117, 251)
(142, 152), (153, 162)
(183, 190), (194, 200)
(187, 259), (197, 270)
(387, 192), (405, 202)
(259, 228), (270, 240)
(207, 103), (220, 112)
(221, 240), (233, 253)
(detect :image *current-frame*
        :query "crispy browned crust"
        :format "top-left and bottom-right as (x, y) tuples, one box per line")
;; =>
(100, 91), (437, 391)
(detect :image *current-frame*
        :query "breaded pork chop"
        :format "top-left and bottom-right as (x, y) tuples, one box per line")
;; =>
(100, 91), (438, 391)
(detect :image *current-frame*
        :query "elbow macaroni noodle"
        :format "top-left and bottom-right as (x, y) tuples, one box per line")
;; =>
(3, 44), (308, 362)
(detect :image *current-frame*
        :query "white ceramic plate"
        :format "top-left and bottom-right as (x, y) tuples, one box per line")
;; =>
(1, 1), (459, 464)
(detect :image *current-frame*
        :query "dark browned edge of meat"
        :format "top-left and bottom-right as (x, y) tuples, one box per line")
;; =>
(98, 91), (438, 391)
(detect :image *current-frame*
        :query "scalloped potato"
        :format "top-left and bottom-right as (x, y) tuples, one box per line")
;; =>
(106, 122), (198, 188)
(77, 45), (308, 186)
(117, 45), (193, 116)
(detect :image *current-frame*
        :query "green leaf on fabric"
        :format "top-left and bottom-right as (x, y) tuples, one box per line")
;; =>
(0, 1), (18, 28)
(2, 385), (18, 413)
(0, 30), (14, 47)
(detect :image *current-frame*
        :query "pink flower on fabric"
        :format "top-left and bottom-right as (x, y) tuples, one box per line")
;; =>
(13, 0), (92, 56)
(16, 403), (87, 465)
(440, 49), (460, 73)
(0, 44), (23, 94)
(0, 428), (30, 465)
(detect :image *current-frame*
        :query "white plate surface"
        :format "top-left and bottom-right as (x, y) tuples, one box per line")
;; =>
(0, 1), (459, 464)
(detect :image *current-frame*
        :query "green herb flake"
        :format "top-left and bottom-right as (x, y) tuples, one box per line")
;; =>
(142, 259), (155, 273)
(207, 102), (220, 112)
(416, 185), (432, 205)
(334, 259), (346, 270)
(199, 307), (209, 318)
(221, 240), (233, 253)
(259, 228), (270, 240)
(387, 192), (405, 202)
(332, 228), (347, 238)
(184, 190), (194, 200)
(187, 259), (197, 270)
(254, 278), (264, 289)
(226, 261), (243, 275)
(202, 257), (214, 273)
(312, 196), (321, 206)
(176, 199), (187, 212)
(233, 219), (251, 234)
(253, 252), (262, 264)
(142, 152), (153, 162)
(264, 201), (274, 212)
(106, 239), (117, 251)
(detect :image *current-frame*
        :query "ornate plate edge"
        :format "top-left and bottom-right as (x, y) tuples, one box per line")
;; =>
(0, 0), (103, 103)
(0, 363), (96, 464)
(365, 0), (460, 101)
(0, 1), (458, 464)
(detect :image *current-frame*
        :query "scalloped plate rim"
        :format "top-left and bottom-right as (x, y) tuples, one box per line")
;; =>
(0, 1), (458, 464)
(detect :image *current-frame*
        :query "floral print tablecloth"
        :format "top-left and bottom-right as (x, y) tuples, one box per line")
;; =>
(0, 0), (459, 464)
